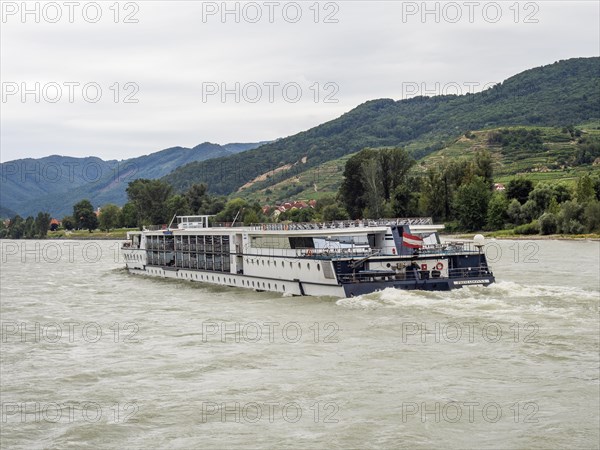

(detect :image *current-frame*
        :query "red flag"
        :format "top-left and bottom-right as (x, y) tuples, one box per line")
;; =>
(402, 232), (423, 248)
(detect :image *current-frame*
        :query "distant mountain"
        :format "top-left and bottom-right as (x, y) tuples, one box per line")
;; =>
(0, 205), (18, 218)
(162, 57), (600, 196)
(0, 141), (269, 217)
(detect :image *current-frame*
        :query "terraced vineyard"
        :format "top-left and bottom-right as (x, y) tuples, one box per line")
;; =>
(238, 121), (600, 204)
(420, 120), (600, 183)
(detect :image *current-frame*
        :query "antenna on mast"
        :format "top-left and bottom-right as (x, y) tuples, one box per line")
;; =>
(232, 208), (244, 226)
(167, 214), (177, 230)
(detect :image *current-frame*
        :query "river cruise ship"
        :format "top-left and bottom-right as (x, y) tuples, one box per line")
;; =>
(121, 216), (495, 297)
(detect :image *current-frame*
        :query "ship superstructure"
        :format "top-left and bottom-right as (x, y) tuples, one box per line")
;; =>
(122, 216), (495, 297)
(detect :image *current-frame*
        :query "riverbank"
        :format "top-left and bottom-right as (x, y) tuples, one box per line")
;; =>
(46, 228), (134, 240)
(443, 231), (600, 241)
(7, 227), (600, 241)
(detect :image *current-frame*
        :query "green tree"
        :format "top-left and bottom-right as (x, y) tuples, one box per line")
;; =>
(281, 208), (316, 223)
(556, 201), (584, 234)
(126, 179), (173, 226)
(379, 147), (415, 201)
(73, 199), (98, 232)
(23, 216), (35, 238)
(547, 197), (560, 215)
(165, 195), (190, 222)
(539, 213), (558, 235)
(215, 198), (249, 223)
(186, 183), (209, 214)
(361, 158), (384, 218)
(593, 177), (600, 201)
(7, 215), (25, 239)
(339, 147), (414, 219)
(119, 203), (138, 228)
(453, 177), (491, 231)
(520, 200), (538, 223)
(339, 149), (377, 218)
(473, 150), (494, 186)
(486, 192), (508, 230)
(61, 216), (75, 230)
(506, 178), (533, 204)
(99, 204), (120, 232)
(322, 204), (350, 221)
(34, 212), (51, 238)
(583, 200), (600, 233)
(420, 167), (446, 221)
(552, 183), (572, 203)
(528, 183), (554, 215)
(392, 182), (420, 218)
(575, 173), (595, 204)
(506, 199), (524, 226)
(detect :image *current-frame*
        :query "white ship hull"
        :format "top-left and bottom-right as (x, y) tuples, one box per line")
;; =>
(121, 216), (495, 298)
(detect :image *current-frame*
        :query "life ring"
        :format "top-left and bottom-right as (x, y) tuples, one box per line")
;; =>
(307, 249), (313, 256)
(420, 263), (428, 270)
(435, 262), (444, 270)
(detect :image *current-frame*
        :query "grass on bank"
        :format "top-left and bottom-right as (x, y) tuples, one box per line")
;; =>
(48, 227), (136, 239)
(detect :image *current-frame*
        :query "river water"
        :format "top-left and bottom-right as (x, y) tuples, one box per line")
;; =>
(1, 238), (598, 449)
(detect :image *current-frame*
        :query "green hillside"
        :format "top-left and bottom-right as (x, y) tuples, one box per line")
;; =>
(236, 121), (600, 204)
(421, 121), (600, 182)
(163, 57), (600, 196)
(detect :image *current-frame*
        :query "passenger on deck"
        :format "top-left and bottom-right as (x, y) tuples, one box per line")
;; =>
(408, 260), (420, 271)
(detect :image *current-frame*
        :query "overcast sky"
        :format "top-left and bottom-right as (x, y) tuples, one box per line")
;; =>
(1, 1), (598, 162)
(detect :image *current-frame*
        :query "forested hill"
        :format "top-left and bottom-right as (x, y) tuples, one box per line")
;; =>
(1, 141), (269, 217)
(163, 57), (600, 195)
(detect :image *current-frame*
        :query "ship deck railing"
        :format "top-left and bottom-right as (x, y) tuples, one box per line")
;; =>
(144, 217), (434, 232)
(291, 242), (482, 259)
(246, 218), (433, 231)
(418, 242), (483, 255)
(294, 248), (377, 259)
(339, 267), (492, 284)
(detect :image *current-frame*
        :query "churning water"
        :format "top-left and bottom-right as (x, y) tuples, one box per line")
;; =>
(1, 239), (598, 449)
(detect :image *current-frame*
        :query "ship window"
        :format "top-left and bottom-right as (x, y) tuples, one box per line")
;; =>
(252, 281), (255, 287)
(275, 284), (278, 290)
(298, 263), (301, 269)
(283, 285), (286, 292)
(289, 237), (315, 249)
(307, 263), (311, 270)
(317, 264), (321, 271)
(268, 283), (271, 289)
(290, 262), (293, 269)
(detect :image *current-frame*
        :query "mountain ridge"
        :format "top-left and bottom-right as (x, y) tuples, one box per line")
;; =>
(1, 141), (270, 217)
(162, 57), (600, 195)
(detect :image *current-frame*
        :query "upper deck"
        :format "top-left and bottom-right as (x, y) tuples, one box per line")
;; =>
(144, 215), (443, 235)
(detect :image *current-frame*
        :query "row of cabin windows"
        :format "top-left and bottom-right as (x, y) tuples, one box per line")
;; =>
(245, 258), (320, 272)
(145, 268), (286, 292)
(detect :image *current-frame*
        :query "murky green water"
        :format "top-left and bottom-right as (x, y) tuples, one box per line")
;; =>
(1, 239), (598, 449)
